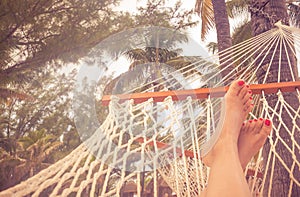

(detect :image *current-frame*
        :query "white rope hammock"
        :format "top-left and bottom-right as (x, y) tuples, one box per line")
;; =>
(1, 22), (300, 197)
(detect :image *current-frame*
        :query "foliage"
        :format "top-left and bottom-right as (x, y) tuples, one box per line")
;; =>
(0, 69), (79, 190)
(195, 0), (300, 41)
(0, 0), (133, 101)
(288, 2), (300, 27)
(206, 42), (218, 54)
(0, 0), (198, 192)
(195, 0), (215, 41)
(226, 0), (249, 18)
(195, 0), (249, 41)
(135, 0), (197, 29)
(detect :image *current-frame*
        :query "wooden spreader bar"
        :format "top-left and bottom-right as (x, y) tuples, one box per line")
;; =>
(102, 81), (300, 106)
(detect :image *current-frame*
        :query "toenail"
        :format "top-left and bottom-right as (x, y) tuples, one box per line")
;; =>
(265, 119), (271, 126)
(259, 118), (263, 121)
(242, 122), (245, 126)
(246, 85), (249, 88)
(254, 119), (258, 122)
(249, 120), (252, 123)
(238, 80), (245, 86)
(248, 90), (252, 94)
(250, 97), (253, 100)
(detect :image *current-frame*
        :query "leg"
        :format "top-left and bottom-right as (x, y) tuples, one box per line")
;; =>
(203, 80), (253, 197)
(200, 118), (272, 196)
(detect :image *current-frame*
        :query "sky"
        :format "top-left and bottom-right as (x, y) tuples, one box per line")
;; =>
(116, 0), (215, 46)
(114, 0), (251, 56)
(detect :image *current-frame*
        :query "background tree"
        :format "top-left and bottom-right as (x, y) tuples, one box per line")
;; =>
(0, 0), (133, 101)
(197, 0), (300, 195)
(202, 0), (300, 53)
(0, 0), (199, 194)
(0, 70), (79, 190)
(249, 0), (300, 195)
(195, 0), (236, 83)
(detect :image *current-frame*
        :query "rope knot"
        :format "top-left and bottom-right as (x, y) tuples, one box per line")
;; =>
(276, 91), (285, 102)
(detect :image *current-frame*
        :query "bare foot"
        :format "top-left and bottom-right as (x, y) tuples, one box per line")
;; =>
(238, 118), (272, 169)
(202, 80), (253, 166)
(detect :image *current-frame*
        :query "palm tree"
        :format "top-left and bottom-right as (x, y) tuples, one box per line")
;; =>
(197, 0), (300, 195)
(196, 0), (300, 45)
(250, 0), (300, 196)
(103, 28), (204, 96)
(195, 0), (236, 83)
(0, 129), (62, 190)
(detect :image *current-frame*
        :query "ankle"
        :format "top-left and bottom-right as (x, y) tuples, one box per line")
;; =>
(218, 132), (238, 146)
(213, 138), (238, 156)
(219, 125), (240, 141)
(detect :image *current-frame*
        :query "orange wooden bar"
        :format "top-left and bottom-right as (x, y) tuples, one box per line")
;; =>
(101, 81), (300, 106)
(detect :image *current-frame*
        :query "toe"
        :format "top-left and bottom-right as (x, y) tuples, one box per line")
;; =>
(242, 120), (254, 133)
(228, 80), (245, 96)
(253, 119), (271, 147)
(239, 85), (249, 99)
(242, 92), (252, 105)
(241, 121), (248, 132)
(239, 85), (250, 99)
(247, 119), (256, 132)
(243, 99), (253, 112)
(261, 119), (272, 136)
(253, 118), (264, 133)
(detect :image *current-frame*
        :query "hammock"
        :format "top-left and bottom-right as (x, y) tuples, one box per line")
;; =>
(0, 22), (299, 197)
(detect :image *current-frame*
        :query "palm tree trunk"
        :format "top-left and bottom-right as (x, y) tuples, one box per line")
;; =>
(212, 0), (236, 84)
(250, 0), (300, 196)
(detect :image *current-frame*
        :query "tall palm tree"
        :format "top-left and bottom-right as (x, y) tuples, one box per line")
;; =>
(195, 0), (236, 83)
(102, 27), (195, 93)
(250, 0), (300, 196)
(196, 0), (300, 195)
(196, 0), (299, 45)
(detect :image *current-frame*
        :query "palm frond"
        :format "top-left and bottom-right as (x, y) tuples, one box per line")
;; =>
(124, 49), (147, 62)
(206, 42), (218, 54)
(226, 0), (249, 18)
(232, 20), (252, 45)
(18, 130), (55, 150)
(288, 2), (300, 27)
(195, 0), (215, 41)
(0, 88), (34, 102)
